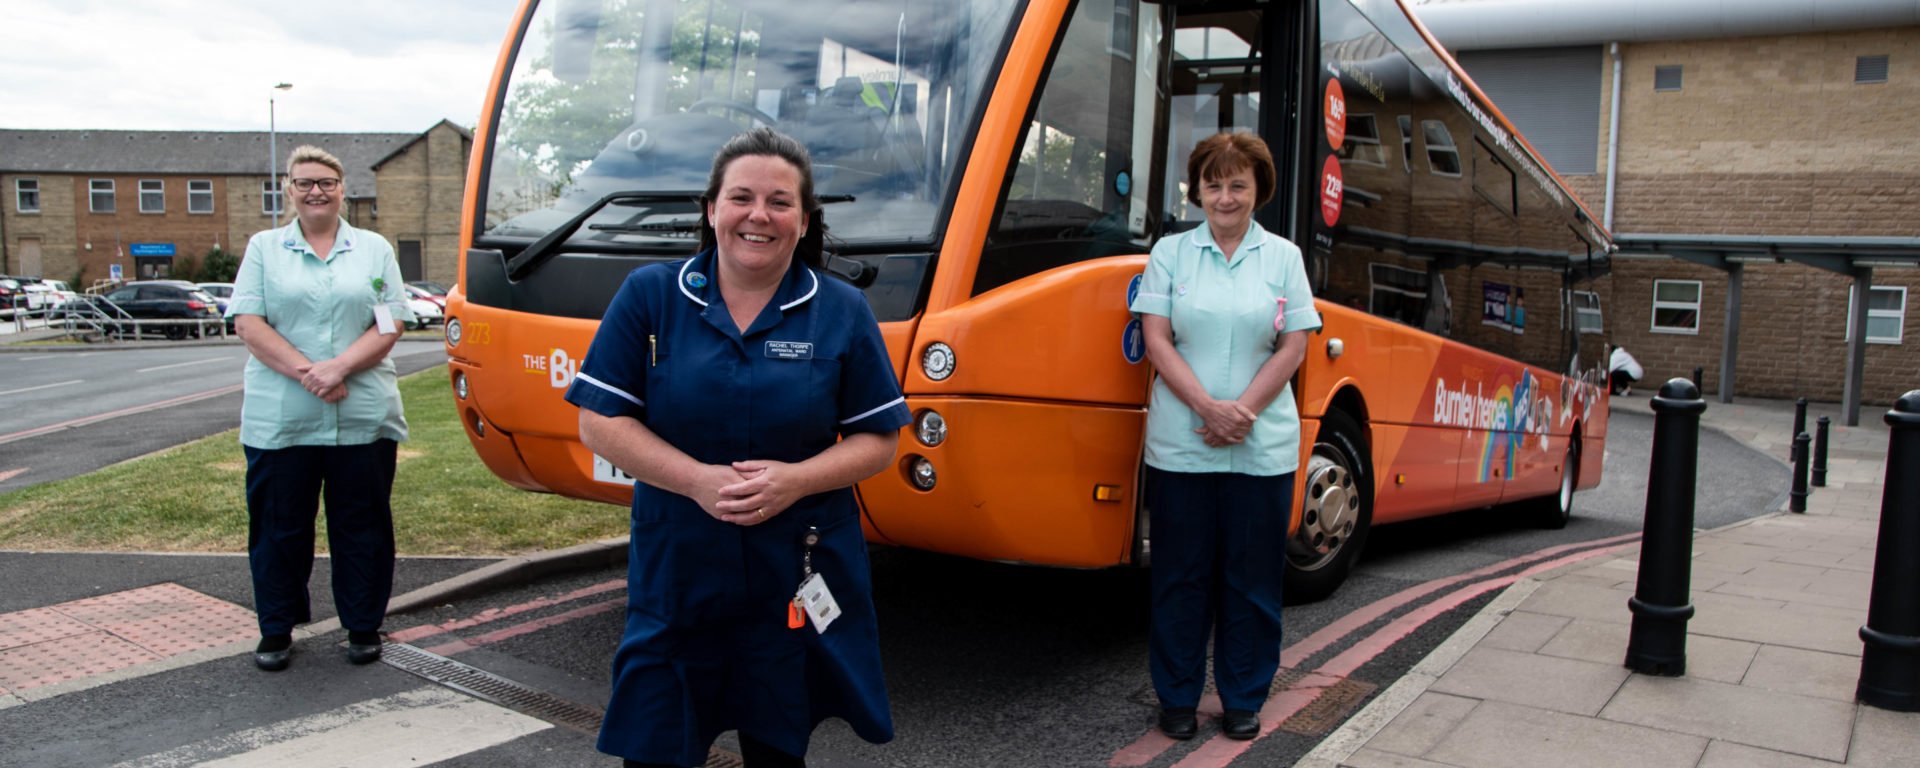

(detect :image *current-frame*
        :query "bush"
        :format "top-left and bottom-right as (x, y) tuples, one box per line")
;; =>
(199, 247), (240, 283)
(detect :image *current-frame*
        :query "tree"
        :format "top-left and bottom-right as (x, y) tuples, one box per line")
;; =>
(199, 247), (241, 283)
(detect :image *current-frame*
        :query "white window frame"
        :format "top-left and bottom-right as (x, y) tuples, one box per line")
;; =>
(1568, 290), (1603, 334)
(187, 180), (214, 214)
(1369, 263), (1429, 323)
(14, 178), (38, 213)
(139, 179), (165, 213)
(1650, 279), (1702, 335)
(90, 179), (116, 213)
(1340, 113), (1386, 167)
(262, 180), (283, 216)
(1846, 285), (1906, 345)
(1421, 120), (1462, 177)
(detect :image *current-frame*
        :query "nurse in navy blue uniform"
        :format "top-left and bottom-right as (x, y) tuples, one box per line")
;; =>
(565, 128), (909, 768)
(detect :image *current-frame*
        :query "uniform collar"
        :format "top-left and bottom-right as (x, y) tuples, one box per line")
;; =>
(675, 248), (819, 312)
(1192, 220), (1268, 266)
(280, 217), (357, 259)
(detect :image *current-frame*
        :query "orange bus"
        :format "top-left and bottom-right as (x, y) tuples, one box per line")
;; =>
(446, 0), (1614, 602)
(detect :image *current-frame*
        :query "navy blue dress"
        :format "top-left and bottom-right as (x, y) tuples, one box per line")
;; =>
(565, 250), (909, 765)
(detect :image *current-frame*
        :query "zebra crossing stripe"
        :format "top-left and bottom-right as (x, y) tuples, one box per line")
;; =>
(109, 686), (551, 767)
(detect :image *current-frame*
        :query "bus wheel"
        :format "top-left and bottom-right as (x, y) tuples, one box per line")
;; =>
(1530, 437), (1579, 529)
(1286, 409), (1371, 604)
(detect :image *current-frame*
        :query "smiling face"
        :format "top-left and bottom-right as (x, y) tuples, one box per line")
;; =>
(287, 161), (343, 222)
(1198, 165), (1257, 240)
(706, 154), (808, 275)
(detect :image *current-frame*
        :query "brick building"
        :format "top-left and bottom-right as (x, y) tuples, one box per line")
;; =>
(0, 120), (471, 289)
(1418, 1), (1920, 420)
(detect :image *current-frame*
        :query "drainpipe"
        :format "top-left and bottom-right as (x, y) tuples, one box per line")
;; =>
(1604, 41), (1622, 231)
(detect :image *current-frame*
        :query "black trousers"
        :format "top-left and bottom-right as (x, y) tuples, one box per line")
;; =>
(623, 732), (803, 768)
(244, 440), (398, 636)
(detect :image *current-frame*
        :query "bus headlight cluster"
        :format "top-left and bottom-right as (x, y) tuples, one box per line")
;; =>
(445, 318), (462, 348)
(914, 409), (946, 446)
(453, 370), (469, 400)
(908, 456), (937, 491)
(921, 342), (955, 381)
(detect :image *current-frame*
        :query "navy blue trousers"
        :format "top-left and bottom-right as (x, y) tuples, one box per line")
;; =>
(244, 440), (398, 636)
(1146, 467), (1292, 712)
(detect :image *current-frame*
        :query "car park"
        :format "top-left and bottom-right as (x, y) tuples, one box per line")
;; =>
(195, 282), (235, 314)
(405, 293), (443, 330)
(72, 280), (224, 340)
(407, 280), (449, 298)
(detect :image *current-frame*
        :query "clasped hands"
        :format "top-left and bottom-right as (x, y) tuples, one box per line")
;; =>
(296, 359), (351, 403)
(695, 460), (798, 527)
(1194, 398), (1258, 447)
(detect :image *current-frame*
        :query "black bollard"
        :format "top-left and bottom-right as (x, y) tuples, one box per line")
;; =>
(1790, 433), (1811, 513)
(1627, 378), (1705, 676)
(1813, 416), (1831, 487)
(1793, 398), (1808, 447)
(1692, 366), (1703, 390)
(1857, 391), (1920, 711)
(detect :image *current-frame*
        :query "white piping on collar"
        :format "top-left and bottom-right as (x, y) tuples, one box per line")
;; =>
(677, 258), (709, 307)
(780, 268), (819, 311)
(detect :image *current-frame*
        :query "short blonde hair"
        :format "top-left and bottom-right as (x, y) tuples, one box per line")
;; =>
(285, 145), (345, 183)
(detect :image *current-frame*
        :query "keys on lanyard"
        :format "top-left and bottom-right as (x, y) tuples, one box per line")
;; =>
(789, 527), (820, 629)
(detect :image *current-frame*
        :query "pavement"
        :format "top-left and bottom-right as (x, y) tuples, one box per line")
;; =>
(4, 363), (1918, 766)
(1302, 389), (1920, 768)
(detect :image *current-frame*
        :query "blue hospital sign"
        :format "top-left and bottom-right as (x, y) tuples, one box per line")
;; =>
(128, 243), (177, 257)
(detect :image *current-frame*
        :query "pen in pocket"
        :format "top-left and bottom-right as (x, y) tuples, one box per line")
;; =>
(650, 334), (657, 367)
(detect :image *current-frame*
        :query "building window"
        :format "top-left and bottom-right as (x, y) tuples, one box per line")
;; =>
(1847, 285), (1906, 344)
(1654, 65), (1683, 91)
(89, 179), (116, 213)
(140, 179), (165, 213)
(14, 179), (38, 213)
(1569, 290), (1604, 334)
(262, 180), (283, 216)
(1397, 115), (1414, 173)
(1651, 279), (1701, 334)
(1421, 120), (1462, 176)
(1369, 263), (1430, 328)
(1856, 55), (1889, 84)
(188, 180), (214, 214)
(1338, 113), (1386, 167)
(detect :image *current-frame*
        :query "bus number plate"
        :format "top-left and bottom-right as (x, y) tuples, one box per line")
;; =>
(592, 454), (637, 486)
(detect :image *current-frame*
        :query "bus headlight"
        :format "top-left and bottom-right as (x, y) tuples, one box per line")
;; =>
(921, 342), (955, 381)
(908, 455), (937, 491)
(914, 409), (946, 447)
(454, 370), (469, 400)
(445, 318), (462, 348)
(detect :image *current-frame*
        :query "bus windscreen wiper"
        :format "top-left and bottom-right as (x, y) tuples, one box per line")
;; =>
(506, 191), (702, 281)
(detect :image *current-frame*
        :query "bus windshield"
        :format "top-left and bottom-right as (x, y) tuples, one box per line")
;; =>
(481, 0), (1017, 250)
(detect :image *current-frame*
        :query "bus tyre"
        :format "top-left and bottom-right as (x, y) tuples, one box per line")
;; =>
(1529, 438), (1579, 529)
(1286, 409), (1371, 604)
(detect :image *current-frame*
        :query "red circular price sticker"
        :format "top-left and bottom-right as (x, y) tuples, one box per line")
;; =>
(1325, 79), (1346, 150)
(1320, 155), (1344, 227)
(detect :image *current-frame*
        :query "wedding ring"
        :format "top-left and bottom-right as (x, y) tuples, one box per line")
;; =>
(756, 508), (766, 520)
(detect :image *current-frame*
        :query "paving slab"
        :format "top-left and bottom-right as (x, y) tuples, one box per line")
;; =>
(1537, 618), (1759, 685)
(1696, 741), (1843, 768)
(1599, 674), (1854, 761)
(1423, 699), (1707, 768)
(1741, 645), (1866, 702)
(1477, 611), (1567, 654)
(1344, 747), (1463, 768)
(1428, 646), (1629, 716)
(1845, 704), (1920, 768)
(1361, 692), (1480, 758)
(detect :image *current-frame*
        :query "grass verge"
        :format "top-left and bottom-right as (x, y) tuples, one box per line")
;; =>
(0, 365), (626, 555)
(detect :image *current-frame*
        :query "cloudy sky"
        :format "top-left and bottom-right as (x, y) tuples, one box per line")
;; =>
(2, 0), (524, 133)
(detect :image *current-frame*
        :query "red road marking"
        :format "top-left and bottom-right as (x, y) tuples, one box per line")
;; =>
(1171, 542), (1638, 767)
(1108, 534), (1641, 768)
(389, 578), (624, 644)
(0, 384), (244, 445)
(0, 468), (27, 483)
(422, 598), (623, 656)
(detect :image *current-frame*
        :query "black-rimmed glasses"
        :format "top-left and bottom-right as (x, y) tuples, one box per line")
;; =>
(290, 178), (341, 192)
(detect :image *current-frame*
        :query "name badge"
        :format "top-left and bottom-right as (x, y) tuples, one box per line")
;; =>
(765, 340), (814, 360)
(798, 572), (841, 632)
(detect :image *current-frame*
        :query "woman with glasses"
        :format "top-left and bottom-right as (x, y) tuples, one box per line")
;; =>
(226, 145), (413, 672)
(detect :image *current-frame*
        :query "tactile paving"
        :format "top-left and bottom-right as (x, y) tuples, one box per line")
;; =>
(0, 582), (256, 693)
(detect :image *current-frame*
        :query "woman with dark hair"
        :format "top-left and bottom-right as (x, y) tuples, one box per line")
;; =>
(1127, 132), (1321, 741)
(566, 127), (908, 767)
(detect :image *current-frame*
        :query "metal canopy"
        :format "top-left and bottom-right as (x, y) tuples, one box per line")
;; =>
(1613, 233), (1920, 425)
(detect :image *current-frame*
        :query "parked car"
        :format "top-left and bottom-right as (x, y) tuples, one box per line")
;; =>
(195, 282), (235, 314)
(41, 279), (80, 306)
(404, 283), (446, 309)
(405, 294), (443, 330)
(407, 280), (449, 297)
(82, 280), (224, 340)
(0, 277), (24, 316)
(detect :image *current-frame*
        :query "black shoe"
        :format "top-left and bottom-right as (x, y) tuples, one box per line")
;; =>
(1221, 709), (1259, 740)
(346, 630), (383, 665)
(1158, 707), (1198, 740)
(254, 635), (292, 672)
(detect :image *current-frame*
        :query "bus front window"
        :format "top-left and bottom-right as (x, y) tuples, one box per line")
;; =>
(482, 0), (1017, 251)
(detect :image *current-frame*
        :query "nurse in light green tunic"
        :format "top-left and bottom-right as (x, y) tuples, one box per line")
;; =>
(1126, 132), (1320, 742)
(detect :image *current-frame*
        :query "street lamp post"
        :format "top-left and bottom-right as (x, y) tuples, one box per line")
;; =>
(269, 83), (293, 225)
